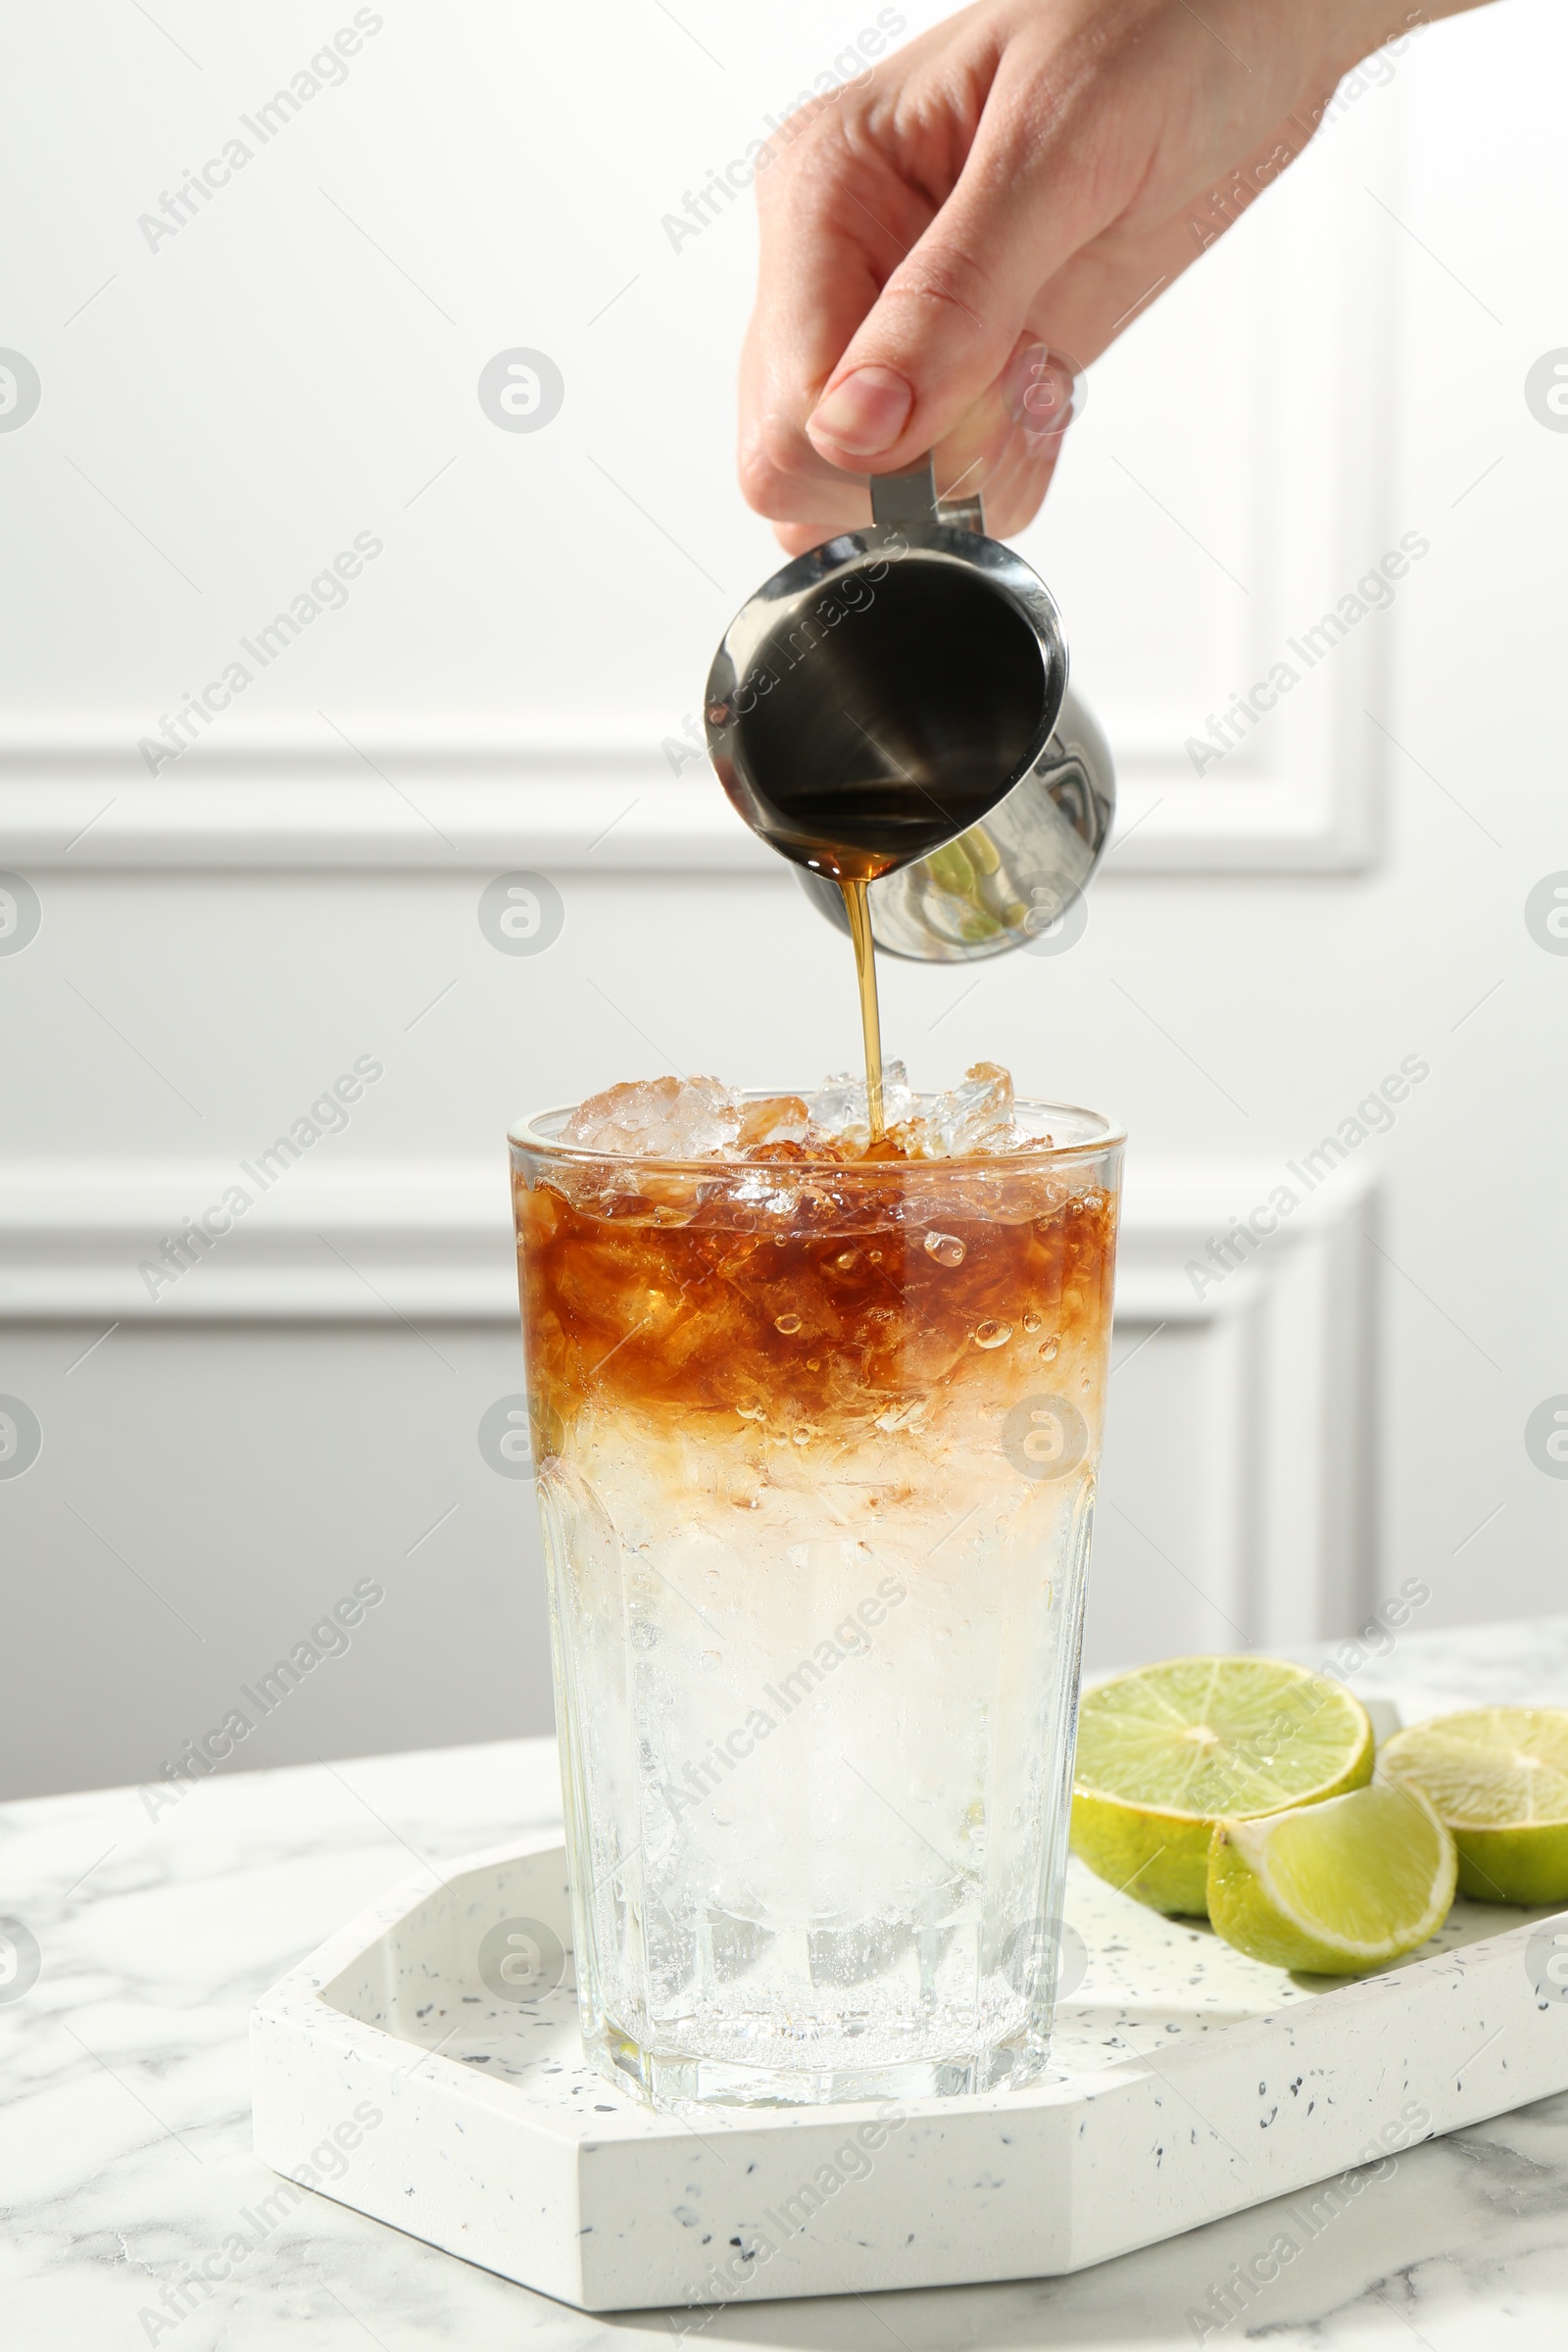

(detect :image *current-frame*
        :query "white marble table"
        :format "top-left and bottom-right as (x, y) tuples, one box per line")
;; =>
(5, 1616), (1568, 2351)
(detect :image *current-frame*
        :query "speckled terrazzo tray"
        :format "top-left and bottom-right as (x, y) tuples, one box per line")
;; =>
(252, 1805), (1568, 2313)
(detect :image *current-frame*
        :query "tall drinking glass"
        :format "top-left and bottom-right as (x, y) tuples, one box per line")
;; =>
(510, 1095), (1123, 2109)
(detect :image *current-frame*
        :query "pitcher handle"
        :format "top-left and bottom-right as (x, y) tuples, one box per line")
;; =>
(866, 346), (1085, 537)
(869, 454), (983, 534)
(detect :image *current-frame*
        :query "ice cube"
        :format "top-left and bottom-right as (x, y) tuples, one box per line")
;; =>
(808, 1062), (916, 1150)
(560, 1063), (1025, 1163)
(561, 1075), (742, 1158)
(920, 1062), (1017, 1157)
(737, 1096), (809, 1151)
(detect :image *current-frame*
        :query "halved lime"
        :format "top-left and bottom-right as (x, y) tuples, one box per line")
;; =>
(1072, 1656), (1374, 1916)
(1207, 1781), (1457, 1973)
(1379, 1706), (1568, 1903)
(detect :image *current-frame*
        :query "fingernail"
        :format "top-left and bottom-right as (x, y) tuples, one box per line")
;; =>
(808, 367), (914, 458)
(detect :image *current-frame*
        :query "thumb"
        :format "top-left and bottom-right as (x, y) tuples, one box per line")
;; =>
(805, 90), (1103, 471)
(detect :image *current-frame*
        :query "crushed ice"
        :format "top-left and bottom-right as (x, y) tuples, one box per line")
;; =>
(916, 1061), (1016, 1156)
(559, 1062), (1040, 1160)
(560, 1075), (741, 1158)
(808, 1060), (917, 1151)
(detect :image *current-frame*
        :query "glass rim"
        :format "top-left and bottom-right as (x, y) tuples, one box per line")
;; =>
(509, 1091), (1125, 1172)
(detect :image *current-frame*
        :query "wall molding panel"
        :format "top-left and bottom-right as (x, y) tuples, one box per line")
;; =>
(2, 1158), (1377, 1656)
(0, 51), (1402, 882)
(0, 716), (1380, 876)
(0, 1156), (1370, 1322)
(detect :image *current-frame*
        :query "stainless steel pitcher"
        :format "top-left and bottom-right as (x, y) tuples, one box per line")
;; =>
(704, 444), (1114, 963)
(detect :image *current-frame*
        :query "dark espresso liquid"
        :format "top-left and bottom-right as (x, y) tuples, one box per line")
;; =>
(763, 781), (995, 1148)
(713, 544), (1051, 1142)
(765, 783), (976, 1150)
(758, 774), (999, 883)
(838, 876), (884, 1139)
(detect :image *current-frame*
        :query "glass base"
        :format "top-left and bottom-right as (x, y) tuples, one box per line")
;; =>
(586, 2017), (1054, 2112)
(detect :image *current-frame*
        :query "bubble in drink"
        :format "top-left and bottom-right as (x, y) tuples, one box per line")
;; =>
(926, 1231), (967, 1265)
(975, 1321), (1012, 1348)
(774, 1312), (803, 1333)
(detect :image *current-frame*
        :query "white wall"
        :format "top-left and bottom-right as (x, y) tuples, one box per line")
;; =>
(2, 0), (1565, 1798)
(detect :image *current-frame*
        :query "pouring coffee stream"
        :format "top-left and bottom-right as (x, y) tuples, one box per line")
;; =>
(704, 439), (1117, 1138)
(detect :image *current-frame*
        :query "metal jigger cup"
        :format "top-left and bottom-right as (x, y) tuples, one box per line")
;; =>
(703, 402), (1116, 963)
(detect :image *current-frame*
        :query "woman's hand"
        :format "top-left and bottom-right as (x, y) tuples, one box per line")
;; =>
(740, 0), (1471, 551)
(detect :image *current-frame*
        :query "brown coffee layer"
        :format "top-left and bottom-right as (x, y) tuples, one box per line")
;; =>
(516, 1164), (1117, 1448)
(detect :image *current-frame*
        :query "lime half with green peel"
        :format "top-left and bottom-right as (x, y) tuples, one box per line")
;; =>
(1072, 1656), (1375, 1916)
(1207, 1781), (1457, 1974)
(1378, 1706), (1568, 1904)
